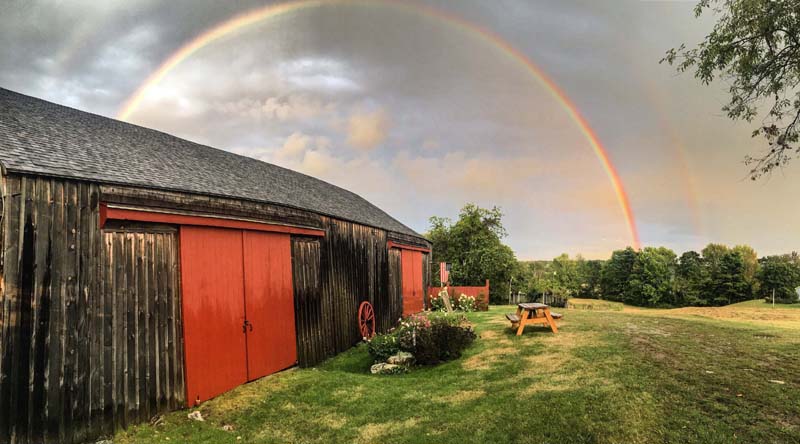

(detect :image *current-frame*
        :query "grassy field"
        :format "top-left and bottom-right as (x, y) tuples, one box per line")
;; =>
(116, 303), (800, 444)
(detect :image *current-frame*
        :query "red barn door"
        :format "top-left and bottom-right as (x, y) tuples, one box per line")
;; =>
(180, 226), (247, 405)
(180, 227), (298, 406)
(242, 231), (297, 379)
(401, 250), (424, 315)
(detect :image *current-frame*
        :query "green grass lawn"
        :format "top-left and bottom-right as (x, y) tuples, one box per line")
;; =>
(116, 305), (800, 444)
(733, 299), (800, 309)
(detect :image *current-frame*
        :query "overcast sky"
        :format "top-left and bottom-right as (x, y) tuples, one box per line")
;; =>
(2, 0), (797, 259)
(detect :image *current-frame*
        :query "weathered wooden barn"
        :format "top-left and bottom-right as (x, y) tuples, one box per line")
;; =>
(0, 88), (431, 443)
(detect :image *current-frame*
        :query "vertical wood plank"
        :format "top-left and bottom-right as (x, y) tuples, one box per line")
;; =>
(125, 232), (136, 427)
(43, 179), (65, 443)
(29, 178), (51, 443)
(113, 231), (125, 431)
(62, 181), (79, 444)
(102, 232), (114, 434)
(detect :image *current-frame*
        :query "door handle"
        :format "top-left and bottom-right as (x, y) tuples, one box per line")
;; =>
(243, 319), (251, 333)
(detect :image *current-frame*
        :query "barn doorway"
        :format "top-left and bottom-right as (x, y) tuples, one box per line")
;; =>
(401, 249), (425, 316)
(179, 226), (297, 405)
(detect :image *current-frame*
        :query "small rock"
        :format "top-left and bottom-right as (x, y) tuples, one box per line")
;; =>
(769, 379), (785, 385)
(222, 424), (235, 432)
(370, 362), (404, 374)
(387, 352), (414, 365)
(187, 410), (204, 422)
(704, 370), (714, 374)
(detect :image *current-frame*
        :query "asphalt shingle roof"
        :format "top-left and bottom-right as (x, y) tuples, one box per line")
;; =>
(0, 88), (422, 238)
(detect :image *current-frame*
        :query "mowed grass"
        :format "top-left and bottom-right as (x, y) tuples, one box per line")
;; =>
(116, 303), (800, 444)
(567, 298), (624, 311)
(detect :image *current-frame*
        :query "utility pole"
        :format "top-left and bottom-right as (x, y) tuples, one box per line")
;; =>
(772, 288), (775, 308)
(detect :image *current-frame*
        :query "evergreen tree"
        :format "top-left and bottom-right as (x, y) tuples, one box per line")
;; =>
(708, 251), (751, 306)
(676, 251), (708, 306)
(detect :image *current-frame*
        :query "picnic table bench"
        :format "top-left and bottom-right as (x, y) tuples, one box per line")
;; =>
(506, 303), (562, 335)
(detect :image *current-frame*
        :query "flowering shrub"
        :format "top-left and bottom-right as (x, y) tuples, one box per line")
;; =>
(455, 294), (476, 312)
(429, 293), (446, 311)
(366, 311), (476, 366)
(428, 289), (479, 312)
(366, 332), (400, 363)
(401, 312), (432, 330)
(396, 312), (476, 365)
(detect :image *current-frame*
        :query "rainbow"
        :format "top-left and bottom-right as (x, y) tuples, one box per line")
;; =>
(117, 0), (641, 249)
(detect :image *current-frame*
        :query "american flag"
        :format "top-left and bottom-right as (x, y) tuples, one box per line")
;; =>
(440, 262), (451, 285)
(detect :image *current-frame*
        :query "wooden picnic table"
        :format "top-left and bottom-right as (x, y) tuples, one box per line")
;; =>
(506, 303), (562, 335)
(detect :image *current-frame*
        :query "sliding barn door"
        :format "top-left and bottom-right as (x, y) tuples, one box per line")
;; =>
(180, 227), (247, 405)
(401, 250), (424, 315)
(242, 231), (297, 380)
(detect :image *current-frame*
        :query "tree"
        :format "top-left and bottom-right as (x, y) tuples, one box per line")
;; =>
(552, 253), (580, 296)
(732, 244), (760, 294)
(600, 247), (638, 302)
(676, 251), (709, 306)
(663, 0), (800, 178)
(757, 255), (800, 303)
(576, 259), (604, 299)
(702, 243), (730, 275)
(426, 204), (517, 303)
(708, 251), (751, 305)
(625, 247), (677, 307)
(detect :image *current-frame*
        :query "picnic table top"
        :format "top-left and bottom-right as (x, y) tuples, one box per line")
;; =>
(518, 302), (549, 310)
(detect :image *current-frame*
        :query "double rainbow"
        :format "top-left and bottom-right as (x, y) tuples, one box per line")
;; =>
(117, 0), (641, 250)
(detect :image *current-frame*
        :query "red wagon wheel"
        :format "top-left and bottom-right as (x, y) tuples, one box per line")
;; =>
(358, 301), (376, 339)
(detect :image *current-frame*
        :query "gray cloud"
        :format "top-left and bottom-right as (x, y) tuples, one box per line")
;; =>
(2, 0), (797, 259)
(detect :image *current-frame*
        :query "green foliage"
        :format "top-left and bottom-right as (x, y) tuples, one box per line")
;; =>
(625, 247), (677, 307)
(576, 259), (604, 298)
(427, 204), (517, 303)
(676, 251), (708, 305)
(455, 294), (477, 312)
(757, 255), (800, 303)
(663, 0), (800, 178)
(366, 332), (400, 363)
(598, 244), (762, 307)
(428, 291), (478, 312)
(600, 247), (637, 302)
(708, 251), (752, 305)
(515, 255), (604, 301)
(733, 244), (760, 290)
(395, 312), (476, 365)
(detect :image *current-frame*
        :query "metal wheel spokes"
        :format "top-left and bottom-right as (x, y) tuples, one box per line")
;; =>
(358, 301), (376, 339)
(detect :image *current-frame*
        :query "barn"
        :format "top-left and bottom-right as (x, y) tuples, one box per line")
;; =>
(0, 88), (431, 443)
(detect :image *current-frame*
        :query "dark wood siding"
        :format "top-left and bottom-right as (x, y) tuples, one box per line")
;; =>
(0, 174), (184, 444)
(291, 218), (412, 366)
(1, 173), (428, 441)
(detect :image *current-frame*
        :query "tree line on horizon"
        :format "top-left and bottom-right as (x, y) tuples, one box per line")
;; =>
(515, 245), (800, 307)
(428, 203), (800, 306)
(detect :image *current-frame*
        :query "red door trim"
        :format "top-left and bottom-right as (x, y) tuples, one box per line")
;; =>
(387, 241), (430, 253)
(102, 204), (325, 237)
